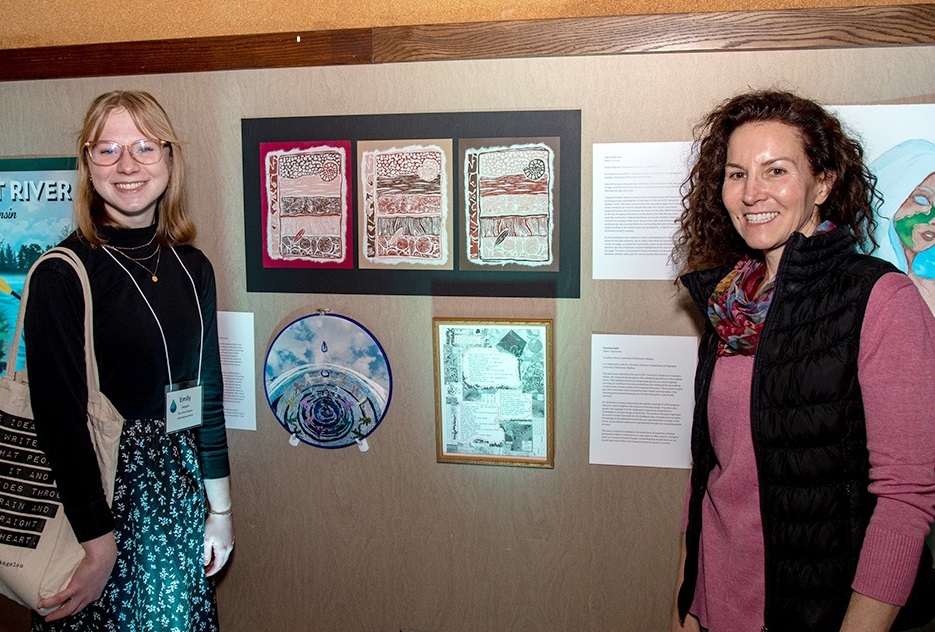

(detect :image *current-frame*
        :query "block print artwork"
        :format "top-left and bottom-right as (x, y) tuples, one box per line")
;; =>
(465, 143), (554, 266)
(361, 144), (448, 266)
(264, 144), (350, 266)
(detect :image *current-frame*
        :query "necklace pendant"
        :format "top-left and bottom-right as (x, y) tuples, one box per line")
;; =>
(152, 275), (158, 282)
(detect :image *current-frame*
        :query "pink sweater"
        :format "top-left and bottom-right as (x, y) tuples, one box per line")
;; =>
(683, 272), (935, 630)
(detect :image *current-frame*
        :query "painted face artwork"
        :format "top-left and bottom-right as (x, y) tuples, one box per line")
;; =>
(721, 120), (830, 279)
(866, 139), (935, 279)
(87, 108), (170, 228)
(893, 173), (935, 254)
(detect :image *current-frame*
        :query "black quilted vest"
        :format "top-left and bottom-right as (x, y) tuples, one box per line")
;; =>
(677, 228), (931, 631)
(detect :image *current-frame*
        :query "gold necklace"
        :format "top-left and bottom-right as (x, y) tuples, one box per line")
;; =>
(111, 230), (156, 252)
(107, 244), (162, 282)
(113, 244), (159, 263)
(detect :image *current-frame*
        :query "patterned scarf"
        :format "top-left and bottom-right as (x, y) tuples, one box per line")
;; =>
(707, 220), (835, 356)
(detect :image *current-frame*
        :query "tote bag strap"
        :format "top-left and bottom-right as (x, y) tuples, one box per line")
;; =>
(7, 247), (102, 392)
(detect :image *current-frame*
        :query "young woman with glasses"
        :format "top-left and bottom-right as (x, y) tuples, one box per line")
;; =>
(24, 91), (233, 631)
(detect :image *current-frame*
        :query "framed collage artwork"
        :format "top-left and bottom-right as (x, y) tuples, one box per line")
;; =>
(433, 318), (554, 468)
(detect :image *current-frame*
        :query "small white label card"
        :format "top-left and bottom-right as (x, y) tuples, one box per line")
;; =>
(165, 382), (203, 433)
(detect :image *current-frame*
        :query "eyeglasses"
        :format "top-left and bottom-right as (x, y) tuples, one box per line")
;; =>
(84, 139), (168, 166)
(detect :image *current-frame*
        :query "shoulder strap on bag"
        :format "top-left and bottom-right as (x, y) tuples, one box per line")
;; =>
(6, 247), (103, 392)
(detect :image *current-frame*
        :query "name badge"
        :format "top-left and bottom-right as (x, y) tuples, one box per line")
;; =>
(165, 381), (203, 433)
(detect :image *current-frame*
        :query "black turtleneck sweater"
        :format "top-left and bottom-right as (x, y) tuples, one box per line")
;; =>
(24, 225), (230, 542)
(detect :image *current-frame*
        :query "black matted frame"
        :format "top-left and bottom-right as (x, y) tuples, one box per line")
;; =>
(241, 110), (581, 297)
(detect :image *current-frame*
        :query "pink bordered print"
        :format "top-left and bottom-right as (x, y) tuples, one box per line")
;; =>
(260, 141), (353, 269)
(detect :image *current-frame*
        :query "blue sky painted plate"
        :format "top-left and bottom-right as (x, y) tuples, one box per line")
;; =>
(264, 312), (392, 448)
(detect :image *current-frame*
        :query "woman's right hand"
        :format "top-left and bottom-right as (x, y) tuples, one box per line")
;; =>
(671, 532), (701, 631)
(38, 531), (117, 622)
(672, 611), (702, 632)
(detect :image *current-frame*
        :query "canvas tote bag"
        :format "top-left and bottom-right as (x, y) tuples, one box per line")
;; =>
(0, 247), (122, 613)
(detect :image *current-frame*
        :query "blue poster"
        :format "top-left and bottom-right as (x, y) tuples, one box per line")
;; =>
(0, 157), (77, 375)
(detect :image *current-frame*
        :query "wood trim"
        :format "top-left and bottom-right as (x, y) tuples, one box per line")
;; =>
(0, 29), (372, 82)
(373, 4), (935, 61)
(2, 4), (934, 82)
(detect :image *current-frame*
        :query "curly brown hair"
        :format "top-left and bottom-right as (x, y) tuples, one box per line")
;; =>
(672, 90), (879, 275)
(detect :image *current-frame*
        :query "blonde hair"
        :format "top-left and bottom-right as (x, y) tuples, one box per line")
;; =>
(75, 91), (196, 246)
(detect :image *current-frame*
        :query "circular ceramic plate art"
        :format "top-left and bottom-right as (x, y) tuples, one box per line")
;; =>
(264, 312), (392, 448)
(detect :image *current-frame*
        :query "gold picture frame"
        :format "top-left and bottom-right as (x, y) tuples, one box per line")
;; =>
(433, 318), (554, 467)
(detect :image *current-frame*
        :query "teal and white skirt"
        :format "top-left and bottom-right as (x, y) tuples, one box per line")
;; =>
(33, 417), (218, 631)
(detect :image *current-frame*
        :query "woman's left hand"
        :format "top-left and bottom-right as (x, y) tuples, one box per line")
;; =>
(203, 513), (234, 577)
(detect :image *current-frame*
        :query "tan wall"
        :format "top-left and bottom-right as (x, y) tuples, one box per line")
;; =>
(3, 0), (924, 49)
(0, 45), (932, 631)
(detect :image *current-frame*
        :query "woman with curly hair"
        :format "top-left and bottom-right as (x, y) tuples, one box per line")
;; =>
(671, 90), (935, 632)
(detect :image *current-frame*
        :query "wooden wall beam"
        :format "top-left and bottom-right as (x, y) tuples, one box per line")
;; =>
(0, 29), (372, 82)
(1, 4), (934, 82)
(374, 4), (935, 61)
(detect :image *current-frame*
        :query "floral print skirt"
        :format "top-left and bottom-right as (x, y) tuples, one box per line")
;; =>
(32, 418), (218, 632)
